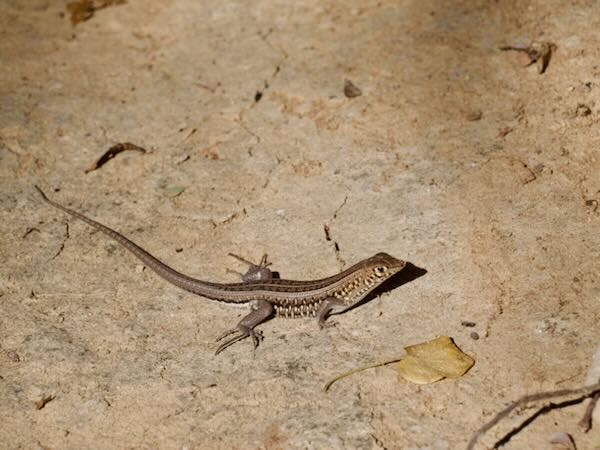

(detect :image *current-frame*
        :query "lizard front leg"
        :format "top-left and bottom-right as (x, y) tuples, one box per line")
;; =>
(226, 253), (274, 282)
(215, 299), (274, 355)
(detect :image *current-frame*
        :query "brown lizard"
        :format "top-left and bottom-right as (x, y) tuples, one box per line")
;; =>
(35, 186), (406, 354)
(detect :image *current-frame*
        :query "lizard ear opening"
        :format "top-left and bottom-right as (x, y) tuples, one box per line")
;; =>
(374, 266), (387, 277)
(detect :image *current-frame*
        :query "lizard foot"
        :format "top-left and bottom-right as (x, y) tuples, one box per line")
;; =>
(215, 325), (264, 355)
(318, 319), (338, 330)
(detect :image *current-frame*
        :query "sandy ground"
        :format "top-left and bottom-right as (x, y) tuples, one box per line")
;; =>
(1, 1), (600, 449)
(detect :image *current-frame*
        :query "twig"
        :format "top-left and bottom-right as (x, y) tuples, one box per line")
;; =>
(499, 42), (556, 74)
(467, 381), (600, 450)
(579, 391), (600, 432)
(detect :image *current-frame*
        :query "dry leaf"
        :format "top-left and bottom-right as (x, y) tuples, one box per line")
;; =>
(397, 336), (474, 384)
(344, 79), (362, 98)
(535, 42), (553, 74)
(85, 142), (147, 173)
(66, 0), (126, 26)
(35, 394), (55, 410)
(323, 335), (474, 391)
(164, 186), (186, 198)
(499, 42), (556, 74)
(465, 110), (482, 121)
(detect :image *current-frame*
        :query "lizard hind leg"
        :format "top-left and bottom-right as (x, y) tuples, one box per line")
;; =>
(214, 299), (274, 355)
(315, 298), (347, 329)
(226, 253), (274, 282)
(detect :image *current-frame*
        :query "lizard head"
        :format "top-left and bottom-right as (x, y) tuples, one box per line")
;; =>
(333, 252), (406, 308)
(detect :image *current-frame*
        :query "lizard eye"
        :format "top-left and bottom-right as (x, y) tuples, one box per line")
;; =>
(374, 266), (387, 277)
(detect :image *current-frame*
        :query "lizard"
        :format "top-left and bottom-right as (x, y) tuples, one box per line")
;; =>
(34, 186), (407, 354)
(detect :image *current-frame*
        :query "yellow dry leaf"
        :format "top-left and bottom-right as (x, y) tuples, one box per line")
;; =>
(323, 336), (474, 392)
(397, 336), (474, 384)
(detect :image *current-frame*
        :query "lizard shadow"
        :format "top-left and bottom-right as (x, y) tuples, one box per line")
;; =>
(342, 262), (427, 314)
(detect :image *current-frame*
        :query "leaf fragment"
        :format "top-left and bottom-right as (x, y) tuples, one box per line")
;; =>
(549, 432), (576, 450)
(343, 79), (362, 98)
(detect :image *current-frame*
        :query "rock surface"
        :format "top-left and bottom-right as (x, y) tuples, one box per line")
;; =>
(1, 1), (599, 448)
